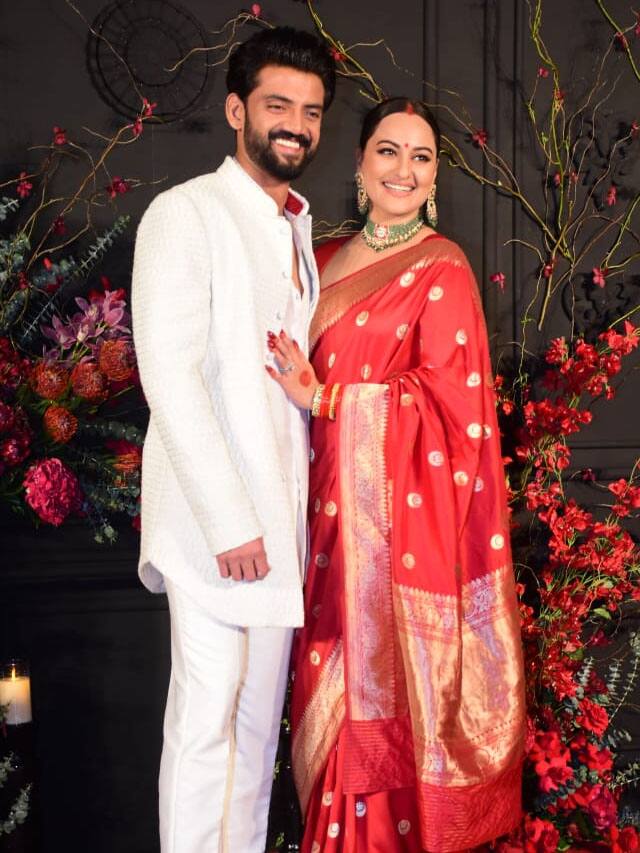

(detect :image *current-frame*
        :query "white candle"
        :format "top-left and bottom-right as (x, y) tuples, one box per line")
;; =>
(0, 665), (32, 725)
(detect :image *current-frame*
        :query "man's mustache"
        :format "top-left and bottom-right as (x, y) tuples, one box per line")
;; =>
(268, 130), (311, 149)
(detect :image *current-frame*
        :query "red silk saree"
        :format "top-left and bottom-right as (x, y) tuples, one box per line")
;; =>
(291, 234), (526, 852)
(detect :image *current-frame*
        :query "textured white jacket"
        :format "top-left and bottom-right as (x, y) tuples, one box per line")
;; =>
(131, 156), (319, 627)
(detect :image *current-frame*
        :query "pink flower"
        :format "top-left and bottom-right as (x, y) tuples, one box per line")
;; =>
(16, 172), (33, 198)
(471, 128), (488, 148)
(23, 458), (83, 526)
(331, 48), (346, 62)
(141, 98), (156, 117)
(490, 271), (506, 291)
(606, 185), (617, 206)
(251, 3), (261, 15)
(542, 260), (555, 278)
(106, 177), (130, 199)
(553, 172), (561, 187)
(52, 126), (67, 145)
(537, 66), (549, 78)
(632, 121), (640, 138)
(593, 267), (607, 287)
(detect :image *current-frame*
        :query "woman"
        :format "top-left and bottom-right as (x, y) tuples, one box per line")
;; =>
(266, 98), (526, 852)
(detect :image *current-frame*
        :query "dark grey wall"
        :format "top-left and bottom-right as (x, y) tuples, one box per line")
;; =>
(1, 1), (639, 850)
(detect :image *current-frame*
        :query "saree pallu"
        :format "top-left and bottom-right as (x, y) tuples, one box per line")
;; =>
(291, 235), (526, 853)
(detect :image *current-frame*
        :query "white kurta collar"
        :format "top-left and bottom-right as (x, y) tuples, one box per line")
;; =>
(218, 155), (310, 218)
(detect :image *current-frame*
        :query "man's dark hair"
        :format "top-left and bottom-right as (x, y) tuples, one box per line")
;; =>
(226, 26), (336, 110)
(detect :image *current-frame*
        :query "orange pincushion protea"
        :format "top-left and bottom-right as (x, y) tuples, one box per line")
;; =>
(113, 448), (142, 474)
(44, 405), (78, 443)
(98, 340), (134, 382)
(31, 362), (69, 399)
(70, 362), (107, 401)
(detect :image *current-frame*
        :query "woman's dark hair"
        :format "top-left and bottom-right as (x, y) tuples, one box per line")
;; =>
(359, 97), (441, 154)
(226, 27), (336, 110)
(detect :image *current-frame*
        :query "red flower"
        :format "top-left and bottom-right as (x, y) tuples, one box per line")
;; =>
(23, 458), (83, 526)
(31, 362), (68, 400)
(545, 337), (568, 364)
(615, 31), (629, 50)
(576, 740), (613, 774)
(576, 697), (609, 737)
(106, 177), (130, 199)
(632, 120), (640, 138)
(587, 784), (617, 831)
(16, 172), (33, 198)
(542, 259), (555, 278)
(52, 215), (66, 235)
(70, 362), (107, 401)
(471, 128), (488, 148)
(523, 816), (560, 853)
(250, 3), (261, 16)
(554, 88), (565, 104)
(1, 434), (31, 466)
(52, 126), (67, 145)
(553, 171), (561, 187)
(106, 438), (142, 474)
(99, 339), (135, 381)
(537, 66), (549, 78)
(0, 402), (16, 434)
(490, 271), (506, 291)
(331, 48), (346, 62)
(606, 184), (617, 206)
(593, 267), (607, 287)
(44, 405), (78, 444)
(141, 97), (156, 117)
(611, 826), (640, 853)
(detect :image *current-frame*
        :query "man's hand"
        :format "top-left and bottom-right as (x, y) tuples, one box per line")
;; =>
(216, 537), (270, 582)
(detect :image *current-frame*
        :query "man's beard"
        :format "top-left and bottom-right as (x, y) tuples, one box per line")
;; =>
(243, 117), (316, 181)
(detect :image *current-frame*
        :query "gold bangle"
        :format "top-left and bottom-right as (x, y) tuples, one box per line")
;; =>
(311, 384), (325, 417)
(328, 383), (341, 421)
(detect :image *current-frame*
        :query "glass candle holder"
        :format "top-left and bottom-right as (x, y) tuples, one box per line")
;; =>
(0, 659), (33, 725)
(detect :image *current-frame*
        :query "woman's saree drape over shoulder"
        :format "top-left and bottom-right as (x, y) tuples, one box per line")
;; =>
(292, 235), (525, 852)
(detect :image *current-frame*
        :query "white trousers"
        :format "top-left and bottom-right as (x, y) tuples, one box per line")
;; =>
(159, 578), (293, 853)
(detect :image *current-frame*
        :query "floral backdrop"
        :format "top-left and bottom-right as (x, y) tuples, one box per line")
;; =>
(1, 0), (639, 849)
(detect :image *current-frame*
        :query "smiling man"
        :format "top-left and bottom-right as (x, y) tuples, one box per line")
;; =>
(131, 27), (335, 853)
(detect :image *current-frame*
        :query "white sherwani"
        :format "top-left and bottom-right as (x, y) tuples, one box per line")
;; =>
(132, 155), (319, 628)
(131, 155), (319, 853)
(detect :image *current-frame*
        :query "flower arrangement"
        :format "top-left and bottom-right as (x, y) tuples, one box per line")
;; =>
(0, 103), (156, 542)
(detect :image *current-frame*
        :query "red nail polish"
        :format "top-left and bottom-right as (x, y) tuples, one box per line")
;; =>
(267, 330), (276, 339)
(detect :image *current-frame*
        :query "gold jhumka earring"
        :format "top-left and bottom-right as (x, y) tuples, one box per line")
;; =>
(426, 183), (438, 228)
(355, 171), (369, 215)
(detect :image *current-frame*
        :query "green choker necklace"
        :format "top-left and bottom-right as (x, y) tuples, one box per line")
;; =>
(362, 213), (425, 252)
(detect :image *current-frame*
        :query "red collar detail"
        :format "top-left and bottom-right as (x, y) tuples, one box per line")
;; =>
(285, 192), (304, 216)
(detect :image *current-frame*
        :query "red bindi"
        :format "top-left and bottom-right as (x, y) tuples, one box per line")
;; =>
(299, 370), (312, 387)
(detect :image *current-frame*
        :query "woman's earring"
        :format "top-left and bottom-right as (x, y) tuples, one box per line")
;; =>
(426, 183), (438, 228)
(355, 172), (369, 216)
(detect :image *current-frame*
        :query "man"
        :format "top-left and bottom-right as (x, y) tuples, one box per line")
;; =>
(131, 27), (335, 853)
